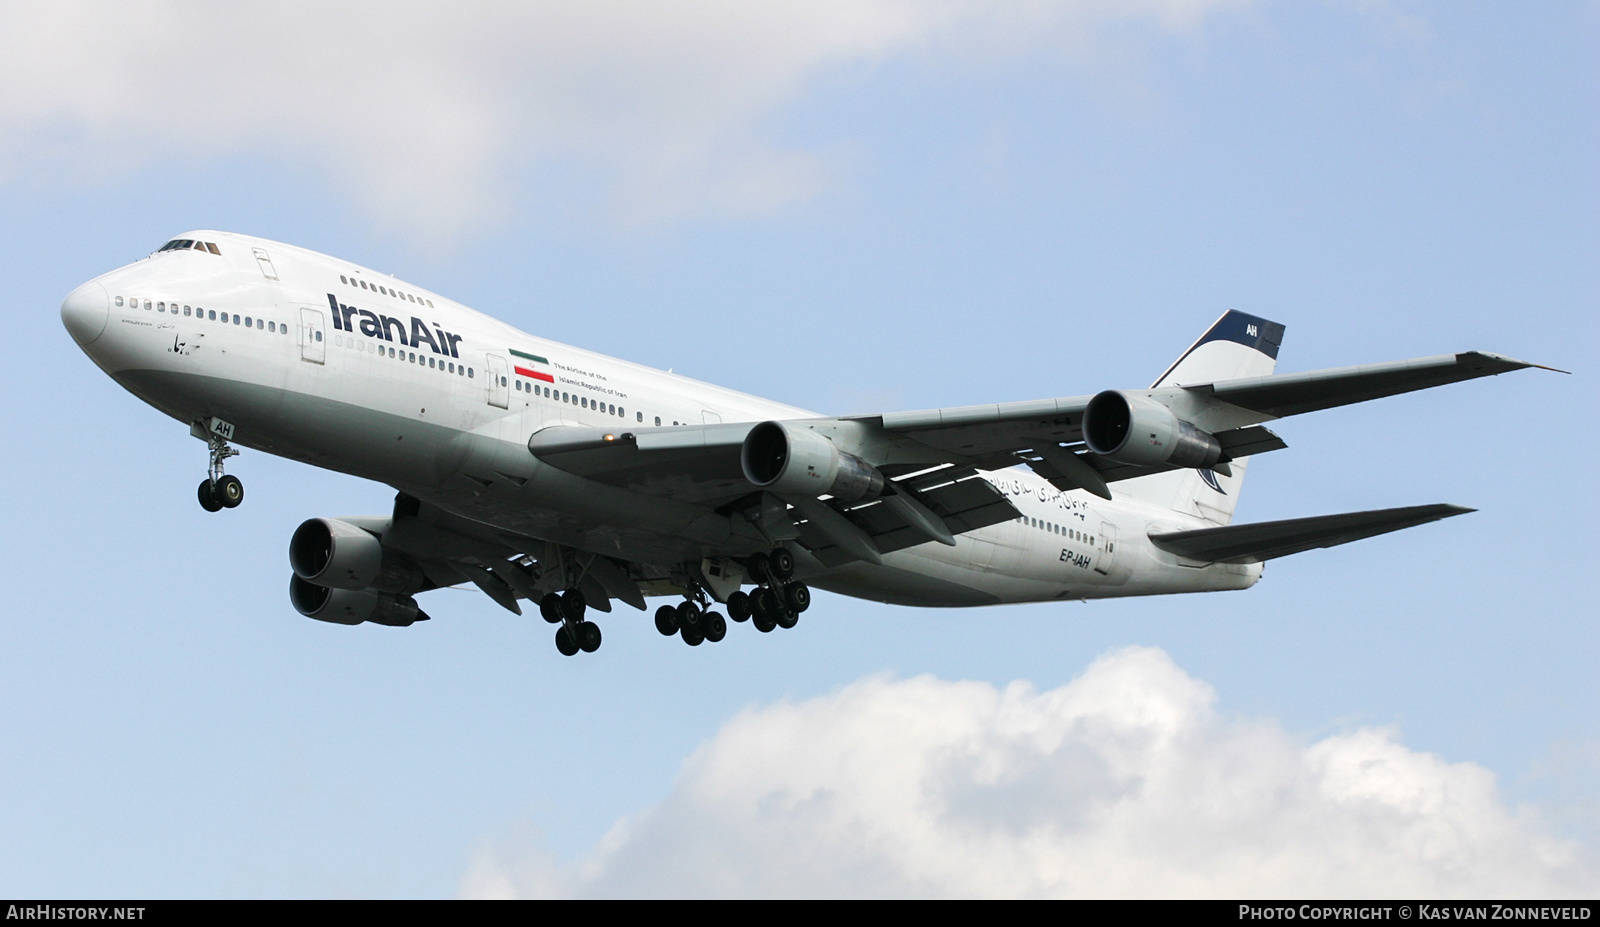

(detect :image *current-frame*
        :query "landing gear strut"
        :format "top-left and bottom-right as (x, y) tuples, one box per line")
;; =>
(195, 420), (243, 512)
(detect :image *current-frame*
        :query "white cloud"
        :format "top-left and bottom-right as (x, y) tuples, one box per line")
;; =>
(460, 647), (1596, 898)
(0, 1), (1247, 243)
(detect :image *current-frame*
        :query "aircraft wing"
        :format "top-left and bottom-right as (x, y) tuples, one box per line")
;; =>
(1181, 351), (1551, 422)
(1147, 503), (1473, 563)
(329, 494), (656, 616)
(525, 349), (1544, 566)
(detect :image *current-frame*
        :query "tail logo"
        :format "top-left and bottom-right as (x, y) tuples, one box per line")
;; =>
(1199, 469), (1227, 494)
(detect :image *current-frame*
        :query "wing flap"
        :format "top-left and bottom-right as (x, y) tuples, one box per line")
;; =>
(797, 473), (1019, 567)
(1148, 503), (1473, 564)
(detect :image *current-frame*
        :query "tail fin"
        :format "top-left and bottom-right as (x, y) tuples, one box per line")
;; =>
(1117, 310), (1286, 525)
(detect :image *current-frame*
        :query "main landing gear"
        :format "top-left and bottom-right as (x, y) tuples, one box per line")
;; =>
(656, 549), (810, 646)
(734, 549), (809, 634)
(540, 588), (602, 657)
(655, 582), (728, 648)
(196, 425), (243, 513)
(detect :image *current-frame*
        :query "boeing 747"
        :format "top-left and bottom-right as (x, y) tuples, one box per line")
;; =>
(60, 232), (1549, 655)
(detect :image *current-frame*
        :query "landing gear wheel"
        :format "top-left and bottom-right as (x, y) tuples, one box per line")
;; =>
(753, 612), (777, 633)
(676, 600), (702, 631)
(784, 582), (811, 614)
(746, 552), (769, 584)
(703, 612), (727, 643)
(776, 607), (799, 630)
(215, 474), (244, 508)
(540, 593), (564, 624)
(560, 588), (587, 622)
(726, 590), (751, 622)
(197, 479), (223, 512)
(680, 622), (705, 646)
(577, 621), (602, 653)
(768, 548), (795, 581)
(554, 624), (579, 656)
(655, 605), (680, 636)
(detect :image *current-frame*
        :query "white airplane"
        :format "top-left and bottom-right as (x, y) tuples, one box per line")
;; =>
(61, 231), (1550, 656)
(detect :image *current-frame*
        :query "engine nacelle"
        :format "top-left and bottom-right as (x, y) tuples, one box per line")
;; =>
(288, 575), (426, 627)
(289, 518), (424, 594)
(1082, 390), (1223, 470)
(741, 421), (884, 502)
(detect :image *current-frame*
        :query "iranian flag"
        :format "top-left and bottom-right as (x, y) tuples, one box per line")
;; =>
(510, 349), (554, 383)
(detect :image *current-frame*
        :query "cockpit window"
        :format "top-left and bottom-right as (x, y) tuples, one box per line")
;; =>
(157, 239), (221, 254)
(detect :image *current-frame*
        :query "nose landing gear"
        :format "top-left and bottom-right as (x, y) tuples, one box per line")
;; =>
(194, 419), (243, 512)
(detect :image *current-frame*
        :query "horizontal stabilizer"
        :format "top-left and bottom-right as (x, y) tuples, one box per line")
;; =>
(1148, 503), (1474, 564)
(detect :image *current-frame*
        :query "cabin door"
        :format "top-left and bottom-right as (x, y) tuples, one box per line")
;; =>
(299, 308), (325, 364)
(485, 354), (510, 408)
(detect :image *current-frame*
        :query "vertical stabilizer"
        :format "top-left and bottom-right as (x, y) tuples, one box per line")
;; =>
(1117, 311), (1285, 525)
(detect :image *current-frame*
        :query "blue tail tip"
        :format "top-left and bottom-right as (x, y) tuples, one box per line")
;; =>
(1200, 310), (1285, 360)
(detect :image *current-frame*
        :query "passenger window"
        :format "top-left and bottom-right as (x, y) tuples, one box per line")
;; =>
(468, 368), (474, 378)
(637, 412), (643, 423)
(340, 275), (348, 284)
(115, 296), (124, 307)
(268, 321), (275, 332)
(208, 310), (216, 320)
(500, 376), (507, 387)
(245, 317), (252, 327)
(314, 331), (322, 342)
(157, 302), (165, 312)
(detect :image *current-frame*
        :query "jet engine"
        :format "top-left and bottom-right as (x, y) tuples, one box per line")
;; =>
(289, 517), (425, 594)
(288, 575), (427, 627)
(1082, 390), (1223, 470)
(741, 421), (884, 502)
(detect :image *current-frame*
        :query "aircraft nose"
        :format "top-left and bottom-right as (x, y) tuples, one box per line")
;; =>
(61, 280), (110, 346)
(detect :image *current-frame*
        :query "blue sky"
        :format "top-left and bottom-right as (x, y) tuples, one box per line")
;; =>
(1, 1), (1595, 897)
